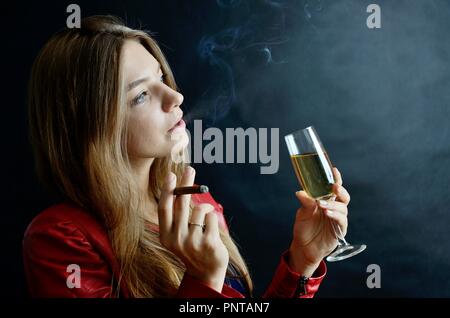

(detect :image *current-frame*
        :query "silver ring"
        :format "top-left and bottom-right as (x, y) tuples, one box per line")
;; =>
(188, 222), (205, 229)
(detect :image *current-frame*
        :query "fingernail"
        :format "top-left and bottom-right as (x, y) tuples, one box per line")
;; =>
(319, 200), (328, 207)
(295, 191), (301, 196)
(167, 173), (175, 183)
(326, 210), (334, 216)
(186, 166), (194, 175)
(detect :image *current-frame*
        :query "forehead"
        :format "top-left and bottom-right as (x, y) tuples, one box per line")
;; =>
(121, 40), (160, 83)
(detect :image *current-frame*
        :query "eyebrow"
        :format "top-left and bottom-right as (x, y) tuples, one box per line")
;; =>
(127, 77), (150, 91)
(127, 66), (163, 92)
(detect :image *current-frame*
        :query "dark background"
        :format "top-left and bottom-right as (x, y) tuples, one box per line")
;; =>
(2, 0), (450, 298)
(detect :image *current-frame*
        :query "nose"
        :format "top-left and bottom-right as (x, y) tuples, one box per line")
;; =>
(162, 85), (184, 112)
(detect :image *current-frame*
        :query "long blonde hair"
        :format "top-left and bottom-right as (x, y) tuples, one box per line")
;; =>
(28, 15), (252, 297)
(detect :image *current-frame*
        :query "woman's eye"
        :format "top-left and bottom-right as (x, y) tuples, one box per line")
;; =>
(160, 74), (166, 83)
(131, 91), (149, 106)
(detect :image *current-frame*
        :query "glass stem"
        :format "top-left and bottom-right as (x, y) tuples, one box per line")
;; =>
(325, 195), (349, 246)
(331, 220), (349, 246)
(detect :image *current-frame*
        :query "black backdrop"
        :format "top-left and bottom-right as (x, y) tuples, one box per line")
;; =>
(2, 0), (450, 298)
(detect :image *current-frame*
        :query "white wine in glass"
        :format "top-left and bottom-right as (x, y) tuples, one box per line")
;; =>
(285, 126), (366, 262)
(290, 152), (334, 200)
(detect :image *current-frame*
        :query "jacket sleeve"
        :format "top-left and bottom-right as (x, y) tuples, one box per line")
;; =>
(262, 251), (327, 298)
(177, 273), (245, 298)
(23, 219), (115, 298)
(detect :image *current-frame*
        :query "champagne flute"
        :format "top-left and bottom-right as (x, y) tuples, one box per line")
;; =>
(284, 126), (366, 262)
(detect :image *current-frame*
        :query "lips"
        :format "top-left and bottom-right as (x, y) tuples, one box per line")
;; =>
(168, 115), (186, 133)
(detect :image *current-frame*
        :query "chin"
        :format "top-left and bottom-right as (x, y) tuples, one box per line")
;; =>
(166, 133), (189, 161)
(168, 130), (189, 145)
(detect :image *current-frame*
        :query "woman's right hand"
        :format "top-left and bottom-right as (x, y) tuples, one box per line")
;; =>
(158, 166), (229, 293)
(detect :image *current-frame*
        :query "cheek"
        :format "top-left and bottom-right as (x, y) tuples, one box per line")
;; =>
(126, 108), (167, 157)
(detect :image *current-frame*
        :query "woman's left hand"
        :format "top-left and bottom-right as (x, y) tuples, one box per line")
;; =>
(288, 167), (351, 276)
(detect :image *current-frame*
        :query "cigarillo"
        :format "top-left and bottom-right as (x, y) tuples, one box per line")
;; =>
(173, 185), (209, 195)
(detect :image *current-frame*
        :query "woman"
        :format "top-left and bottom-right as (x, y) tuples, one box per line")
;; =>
(23, 15), (351, 298)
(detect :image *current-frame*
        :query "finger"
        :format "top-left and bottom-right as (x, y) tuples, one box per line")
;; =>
(295, 191), (317, 210)
(204, 209), (220, 238)
(189, 204), (211, 235)
(174, 166), (195, 211)
(317, 200), (348, 215)
(333, 167), (343, 186)
(295, 191), (319, 220)
(332, 184), (351, 205)
(324, 209), (348, 236)
(173, 166), (195, 232)
(158, 172), (176, 235)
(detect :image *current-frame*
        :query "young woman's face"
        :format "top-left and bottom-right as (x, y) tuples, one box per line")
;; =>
(122, 40), (187, 161)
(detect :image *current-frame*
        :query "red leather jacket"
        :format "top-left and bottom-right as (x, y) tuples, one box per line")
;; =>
(23, 191), (326, 298)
